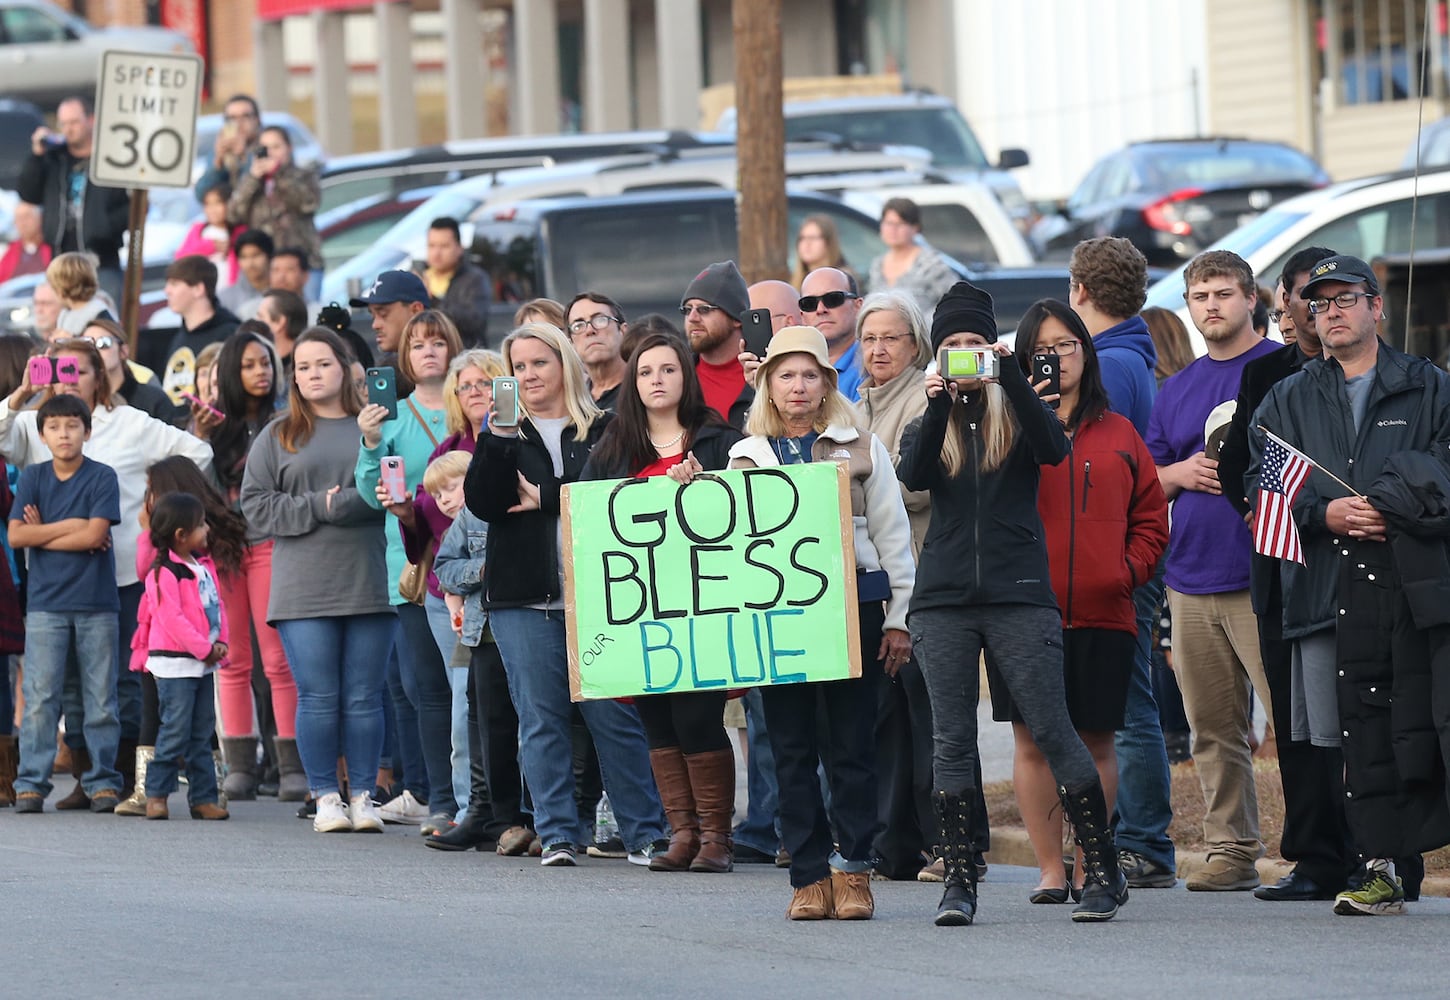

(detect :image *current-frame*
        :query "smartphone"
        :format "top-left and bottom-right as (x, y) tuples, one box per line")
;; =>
(27, 356), (79, 385)
(937, 346), (998, 381)
(254, 146), (268, 159)
(741, 307), (773, 359)
(380, 456), (408, 504)
(492, 376), (519, 428)
(366, 366), (398, 420)
(181, 391), (225, 422)
(1031, 353), (1062, 409)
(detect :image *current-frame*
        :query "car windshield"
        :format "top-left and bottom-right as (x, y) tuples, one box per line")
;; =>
(320, 189), (484, 303)
(1141, 144), (1324, 189)
(1143, 208), (1309, 309)
(785, 108), (990, 170)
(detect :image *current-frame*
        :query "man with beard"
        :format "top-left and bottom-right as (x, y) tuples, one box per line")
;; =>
(681, 261), (752, 428)
(1145, 250), (1278, 892)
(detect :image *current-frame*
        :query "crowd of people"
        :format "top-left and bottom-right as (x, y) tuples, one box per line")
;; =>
(0, 91), (1447, 928)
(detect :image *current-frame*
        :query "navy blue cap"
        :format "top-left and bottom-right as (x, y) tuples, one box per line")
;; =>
(1298, 254), (1380, 298)
(350, 270), (430, 308)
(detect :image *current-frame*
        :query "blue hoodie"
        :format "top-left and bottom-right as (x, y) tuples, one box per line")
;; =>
(1093, 315), (1158, 436)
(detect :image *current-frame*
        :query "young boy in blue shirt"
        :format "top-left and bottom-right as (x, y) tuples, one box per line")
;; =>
(10, 393), (123, 813)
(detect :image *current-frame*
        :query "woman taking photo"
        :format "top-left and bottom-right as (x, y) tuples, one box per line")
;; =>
(227, 127), (323, 299)
(356, 309), (464, 834)
(867, 198), (957, 323)
(1004, 299), (1168, 903)
(899, 281), (1129, 926)
(791, 214), (852, 289)
(0, 338), (212, 806)
(465, 322), (666, 867)
(581, 333), (742, 873)
(193, 328), (304, 800)
(726, 325), (915, 919)
(241, 328), (395, 833)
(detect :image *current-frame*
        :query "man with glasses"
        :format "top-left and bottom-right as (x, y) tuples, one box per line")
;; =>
(799, 267), (865, 402)
(565, 291), (628, 411)
(1147, 250), (1279, 892)
(423, 217), (491, 347)
(1251, 254), (1449, 915)
(1216, 246), (1358, 905)
(196, 94), (263, 200)
(681, 260), (752, 428)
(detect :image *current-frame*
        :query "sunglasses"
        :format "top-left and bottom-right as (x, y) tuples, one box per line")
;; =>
(87, 336), (116, 350)
(798, 290), (855, 312)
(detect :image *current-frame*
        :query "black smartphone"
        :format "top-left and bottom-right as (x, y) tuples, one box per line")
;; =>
(1032, 353), (1062, 408)
(366, 366), (398, 420)
(492, 376), (520, 428)
(741, 307), (773, 359)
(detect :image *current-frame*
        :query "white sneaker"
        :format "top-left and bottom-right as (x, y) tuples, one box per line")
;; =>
(376, 789), (429, 825)
(349, 793), (383, 833)
(313, 792), (352, 833)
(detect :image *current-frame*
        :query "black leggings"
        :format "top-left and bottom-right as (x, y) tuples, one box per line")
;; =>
(633, 690), (731, 755)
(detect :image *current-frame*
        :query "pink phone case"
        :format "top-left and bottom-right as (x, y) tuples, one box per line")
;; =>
(381, 457), (407, 504)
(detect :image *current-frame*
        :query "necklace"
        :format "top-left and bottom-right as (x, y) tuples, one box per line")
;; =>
(650, 429), (685, 450)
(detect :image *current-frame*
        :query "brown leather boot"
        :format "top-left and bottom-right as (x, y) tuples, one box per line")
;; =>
(54, 747), (91, 810)
(647, 747), (698, 872)
(685, 748), (735, 873)
(830, 869), (875, 919)
(145, 796), (169, 820)
(787, 876), (834, 920)
(189, 801), (230, 820)
(0, 734), (17, 807)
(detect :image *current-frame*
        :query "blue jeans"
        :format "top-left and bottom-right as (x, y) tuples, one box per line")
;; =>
(397, 601), (458, 816)
(116, 582), (143, 741)
(147, 673), (220, 805)
(424, 593), (471, 815)
(1114, 571), (1176, 868)
(16, 611), (121, 797)
(276, 614), (396, 798)
(0, 655), (14, 736)
(385, 638), (427, 799)
(733, 688), (782, 855)
(490, 607), (664, 851)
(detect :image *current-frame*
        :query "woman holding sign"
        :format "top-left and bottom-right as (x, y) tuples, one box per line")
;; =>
(465, 322), (667, 867)
(582, 333), (743, 873)
(724, 325), (915, 921)
(899, 281), (1130, 926)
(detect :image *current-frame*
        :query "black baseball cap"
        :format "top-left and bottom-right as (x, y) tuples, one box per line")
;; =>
(1298, 254), (1380, 298)
(350, 270), (430, 308)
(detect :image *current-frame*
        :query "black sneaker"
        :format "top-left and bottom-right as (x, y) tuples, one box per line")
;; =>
(733, 844), (778, 865)
(586, 835), (627, 859)
(1119, 849), (1176, 888)
(296, 797), (317, 820)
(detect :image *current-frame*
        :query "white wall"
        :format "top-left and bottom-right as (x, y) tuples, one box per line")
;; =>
(950, 0), (1208, 202)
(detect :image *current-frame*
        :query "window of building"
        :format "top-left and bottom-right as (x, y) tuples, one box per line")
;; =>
(1317, 0), (1449, 105)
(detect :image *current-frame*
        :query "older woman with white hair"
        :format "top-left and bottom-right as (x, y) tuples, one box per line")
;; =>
(464, 322), (666, 867)
(726, 325), (915, 921)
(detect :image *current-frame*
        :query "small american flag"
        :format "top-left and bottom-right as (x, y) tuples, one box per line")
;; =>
(1253, 430), (1314, 564)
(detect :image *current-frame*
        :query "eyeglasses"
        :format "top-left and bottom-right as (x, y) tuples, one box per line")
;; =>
(86, 336), (116, 350)
(223, 112), (255, 122)
(568, 314), (619, 336)
(456, 380), (490, 396)
(799, 290), (855, 312)
(1306, 291), (1373, 315)
(1269, 309), (1286, 323)
(1035, 341), (1082, 357)
(679, 303), (719, 318)
(859, 333), (912, 348)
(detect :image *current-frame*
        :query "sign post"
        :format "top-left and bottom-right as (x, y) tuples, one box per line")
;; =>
(90, 49), (204, 354)
(562, 462), (861, 702)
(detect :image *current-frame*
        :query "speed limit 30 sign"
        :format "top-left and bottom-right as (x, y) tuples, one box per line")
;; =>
(91, 50), (204, 189)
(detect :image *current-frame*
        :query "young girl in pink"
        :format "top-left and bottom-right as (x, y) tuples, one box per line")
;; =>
(176, 185), (244, 288)
(133, 491), (230, 821)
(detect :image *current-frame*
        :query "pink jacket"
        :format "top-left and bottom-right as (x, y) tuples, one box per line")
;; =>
(176, 221), (243, 286)
(129, 535), (229, 673)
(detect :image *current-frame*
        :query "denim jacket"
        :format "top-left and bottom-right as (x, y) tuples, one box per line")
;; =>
(434, 508), (488, 647)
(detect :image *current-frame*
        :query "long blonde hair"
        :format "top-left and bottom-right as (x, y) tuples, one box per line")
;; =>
(745, 353), (861, 439)
(939, 383), (1016, 477)
(442, 348), (506, 436)
(501, 322), (602, 441)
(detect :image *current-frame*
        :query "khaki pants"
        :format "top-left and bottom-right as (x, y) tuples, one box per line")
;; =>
(1167, 588), (1273, 865)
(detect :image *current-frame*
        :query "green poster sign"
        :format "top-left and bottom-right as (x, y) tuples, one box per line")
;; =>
(562, 461), (861, 701)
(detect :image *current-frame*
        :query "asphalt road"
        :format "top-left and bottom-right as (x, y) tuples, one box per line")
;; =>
(2, 795), (1445, 1000)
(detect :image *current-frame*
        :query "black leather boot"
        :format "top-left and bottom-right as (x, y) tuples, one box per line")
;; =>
(1059, 782), (1129, 922)
(426, 807), (491, 851)
(931, 790), (978, 927)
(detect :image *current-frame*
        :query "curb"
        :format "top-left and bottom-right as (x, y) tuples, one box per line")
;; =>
(983, 826), (1450, 898)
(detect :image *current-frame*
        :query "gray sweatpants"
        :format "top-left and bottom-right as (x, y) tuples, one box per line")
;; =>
(911, 604), (1098, 797)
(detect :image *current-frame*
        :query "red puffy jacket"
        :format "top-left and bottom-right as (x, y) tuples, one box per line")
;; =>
(1037, 412), (1168, 633)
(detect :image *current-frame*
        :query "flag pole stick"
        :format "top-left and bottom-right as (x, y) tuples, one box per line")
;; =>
(1256, 426), (1365, 499)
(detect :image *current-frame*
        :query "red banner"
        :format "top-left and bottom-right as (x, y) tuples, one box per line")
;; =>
(256, 0), (375, 19)
(160, 0), (208, 97)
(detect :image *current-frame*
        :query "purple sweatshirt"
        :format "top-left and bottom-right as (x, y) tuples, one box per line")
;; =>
(1145, 338), (1278, 595)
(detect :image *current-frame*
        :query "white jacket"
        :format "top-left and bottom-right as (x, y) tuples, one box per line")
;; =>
(0, 402), (213, 587)
(728, 423), (916, 632)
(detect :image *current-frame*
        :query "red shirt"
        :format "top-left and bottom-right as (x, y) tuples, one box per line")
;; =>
(697, 357), (745, 423)
(636, 452), (686, 478)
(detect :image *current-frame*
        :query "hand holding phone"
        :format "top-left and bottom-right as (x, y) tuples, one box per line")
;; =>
(182, 390), (225, 422)
(1031, 353), (1062, 409)
(366, 366), (398, 420)
(741, 307), (773, 360)
(492, 376), (519, 429)
(380, 456), (408, 505)
(27, 356), (79, 386)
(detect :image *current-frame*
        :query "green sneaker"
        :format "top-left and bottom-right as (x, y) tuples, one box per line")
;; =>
(1333, 862), (1406, 916)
